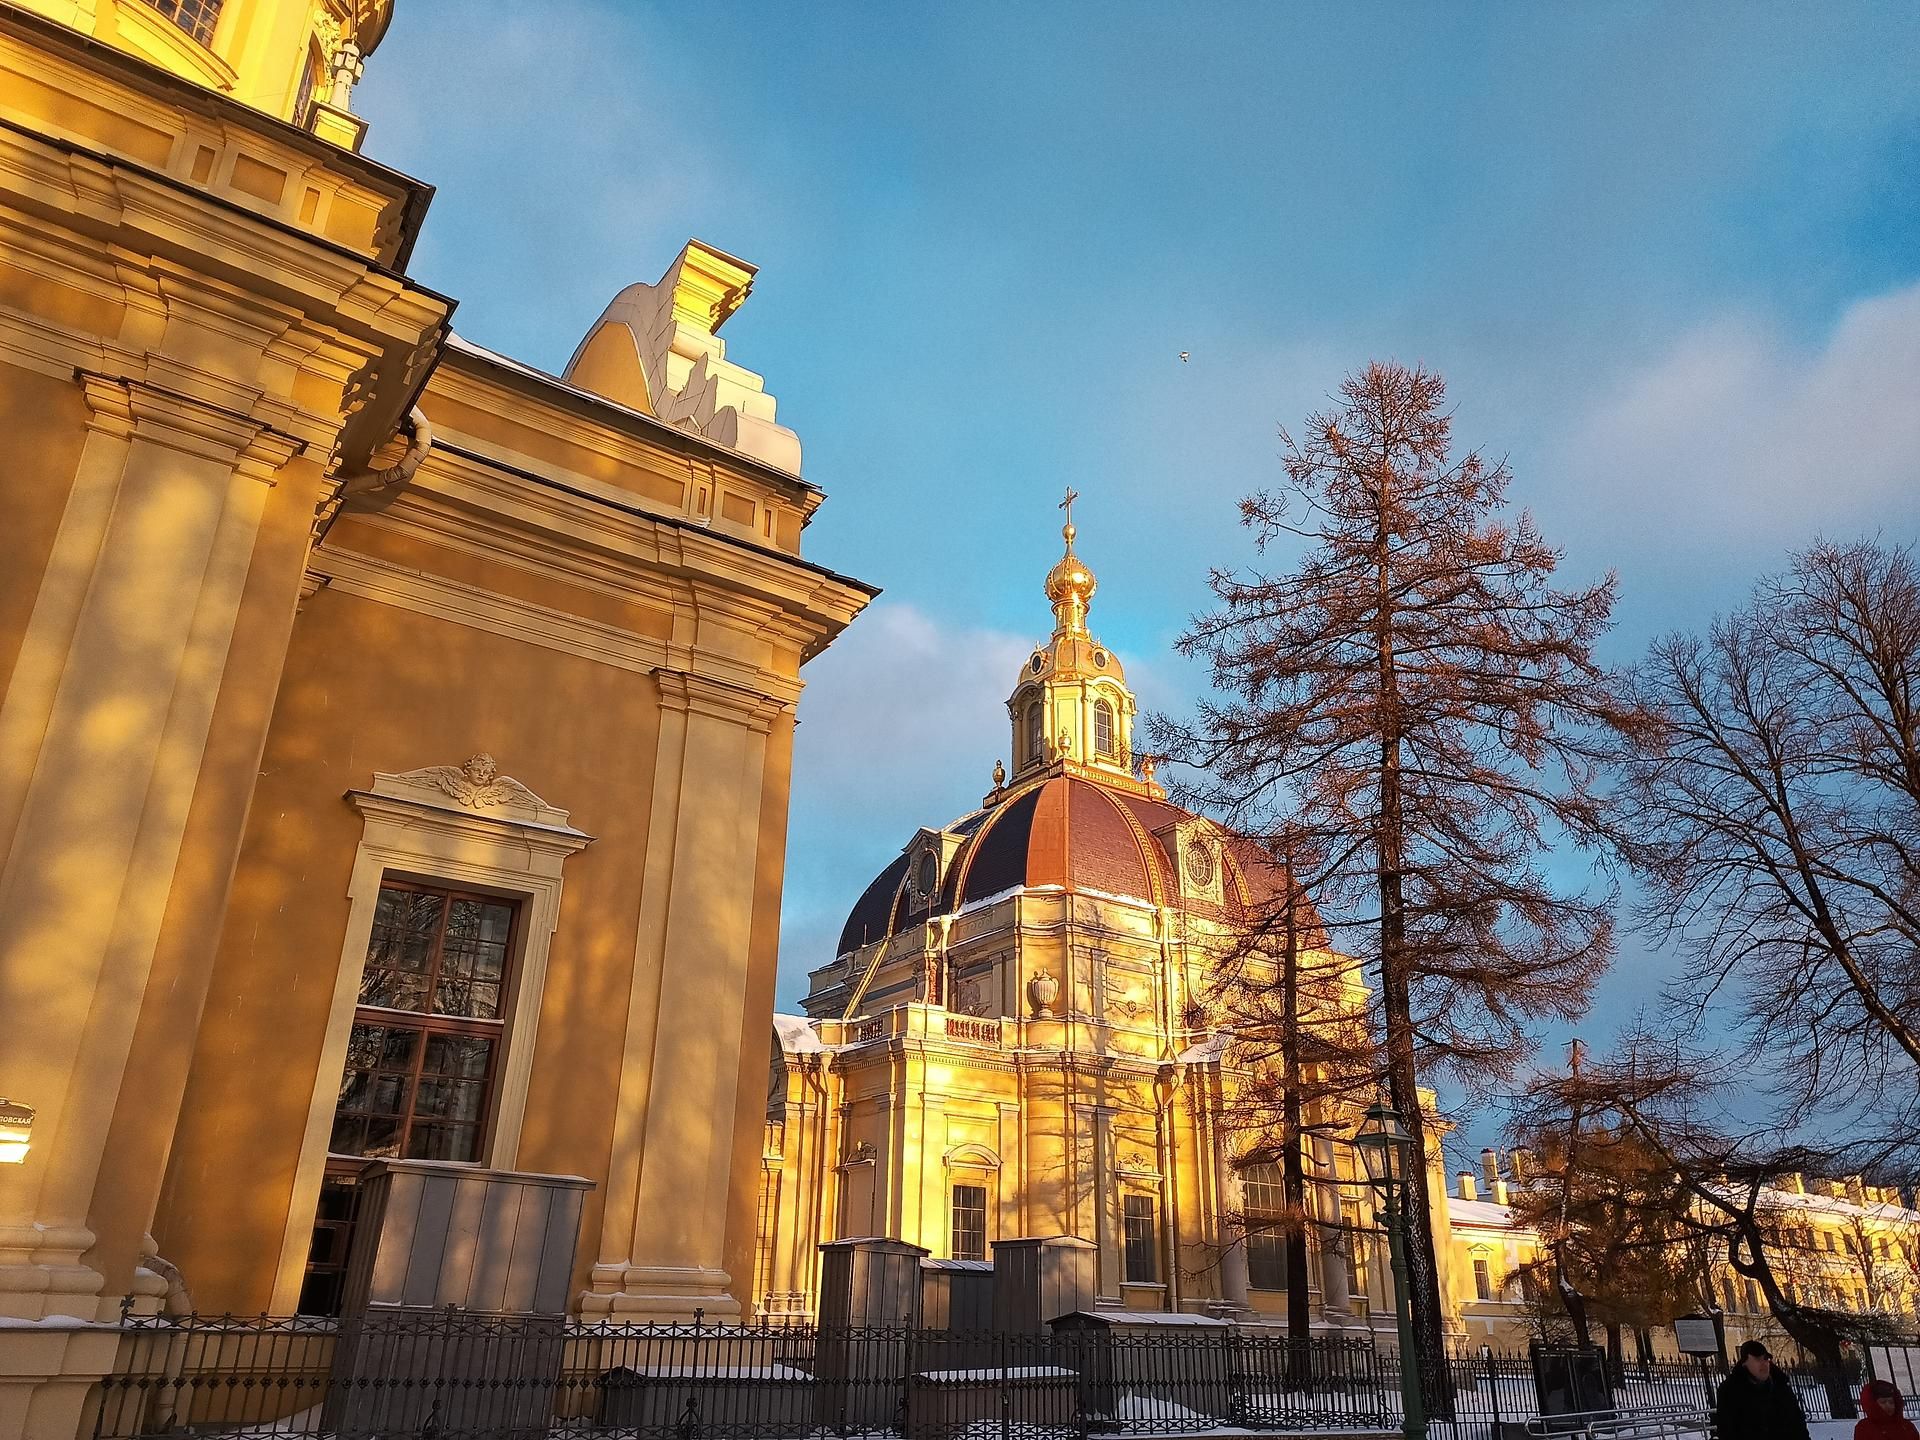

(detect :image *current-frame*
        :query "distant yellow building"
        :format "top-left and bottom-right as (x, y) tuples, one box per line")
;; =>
(1442, 1156), (1920, 1354)
(755, 516), (1468, 1333)
(0, 3), (870, 1436)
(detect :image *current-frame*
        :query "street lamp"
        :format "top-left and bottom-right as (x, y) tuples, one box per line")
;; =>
(1353, 1100), (1427, 1440)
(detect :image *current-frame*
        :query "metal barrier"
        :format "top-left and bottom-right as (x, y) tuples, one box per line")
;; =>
(92, 1313), (1398, 1440)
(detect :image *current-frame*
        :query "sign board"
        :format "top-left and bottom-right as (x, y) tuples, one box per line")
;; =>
(1530, 1345), (1614, 1421)
(1674, 1315), (1722, 1356)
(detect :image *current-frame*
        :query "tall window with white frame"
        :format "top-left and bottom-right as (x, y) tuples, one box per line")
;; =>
(1122, 1193), (1158, 1284)
(1242, 1161), (1288, 1291)
(1473, 1256), (1493, 1302)
(1094, 698), (1115, 757)
(300, 880), (520, 1315)
(951, 1183), (989, 1262)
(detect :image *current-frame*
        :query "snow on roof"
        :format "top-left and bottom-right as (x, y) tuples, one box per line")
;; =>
(772, 1013), (828, 1054)
(1450, 1197), (1523, 1230)
(1176, 1031), (1232, 1065)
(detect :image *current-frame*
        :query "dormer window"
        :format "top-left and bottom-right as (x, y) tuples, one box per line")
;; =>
(916, 850), (938, 898)
(1094, 699), (1116, 757)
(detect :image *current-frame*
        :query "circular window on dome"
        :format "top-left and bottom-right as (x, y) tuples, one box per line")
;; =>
(1094, 649), (1108, 668)
(1030, 654), (1044, 674)
(916, 850), (939, 898)
(1185, 839), (1216, 889)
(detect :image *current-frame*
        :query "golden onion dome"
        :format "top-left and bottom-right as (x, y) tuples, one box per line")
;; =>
(334, 0), (396, 54)
(1044, 522), (1097, 616)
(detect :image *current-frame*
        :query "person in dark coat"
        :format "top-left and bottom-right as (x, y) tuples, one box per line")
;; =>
(1716, 1341), (1812, 1440)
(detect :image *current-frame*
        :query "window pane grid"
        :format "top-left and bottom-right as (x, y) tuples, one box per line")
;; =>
(951, 1184), (988, 1262)
(1241, 1162), (1288, 1291)
(331, 883), (516, 1168)
(1123, 1193), (1157, 1284)
(148, 0), (222, 46)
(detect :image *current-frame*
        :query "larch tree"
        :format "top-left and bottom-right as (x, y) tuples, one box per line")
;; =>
(1502, 1116), (1701, 1371)
(1153, 361), (1639, 1394)
(1611, 540), (1920, 1154)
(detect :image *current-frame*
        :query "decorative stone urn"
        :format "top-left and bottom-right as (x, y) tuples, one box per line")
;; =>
(1027, 970), (1059, 1017)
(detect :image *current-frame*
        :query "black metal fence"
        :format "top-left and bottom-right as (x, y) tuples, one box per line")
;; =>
(91, 1312), (1874, 1440)
(93, 1313), (1393, 1439)
(1412, 1347), (1848, 1440)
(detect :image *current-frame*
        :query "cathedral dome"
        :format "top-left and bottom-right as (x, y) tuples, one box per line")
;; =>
(834, 775), (1287, 956)
(832, 496), (1297, 961)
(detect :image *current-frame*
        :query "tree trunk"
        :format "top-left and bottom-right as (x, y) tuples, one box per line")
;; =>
(1604, 1321), (1624, 1385)
(1788, 1324), (1857, 1420)
(1282, 874), (1313, 1347)
(1731, 1216), (1858, 1421)
(1374, 466), (1452, 1416)
(1383, 968), (1453, 1413)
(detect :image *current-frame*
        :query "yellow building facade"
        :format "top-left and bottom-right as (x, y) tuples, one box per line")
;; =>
(1444, 1156), (1920, 1354)
(0, 4), (871, 1436)
(754, 520), (1469, 1335)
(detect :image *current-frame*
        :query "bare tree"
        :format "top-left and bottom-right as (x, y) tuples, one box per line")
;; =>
(1197, 827), (1378, 1342)
(1154, 361), (1640, 1394)
(1614, 540), (1920, 1147)
(1515, 1032), (1884, 1417)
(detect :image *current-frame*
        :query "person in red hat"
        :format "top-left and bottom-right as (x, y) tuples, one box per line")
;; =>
(1856, 1379), (1920, 1440)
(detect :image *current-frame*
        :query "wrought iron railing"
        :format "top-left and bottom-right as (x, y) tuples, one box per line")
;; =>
(91, 1311), (1875, 1440)
(93, 1313), (1393, 1439)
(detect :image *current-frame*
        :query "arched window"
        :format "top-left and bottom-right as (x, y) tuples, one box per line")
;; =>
(1241, 1161), (1287, 1291)
(916, 851), (938, 898)
(1024, 701), (1043, 765)
(1094, 699), (1116, 757)
(152, 0), (223, 45)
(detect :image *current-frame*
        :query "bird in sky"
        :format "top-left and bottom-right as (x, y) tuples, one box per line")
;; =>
(1178, 351), (1190, 363)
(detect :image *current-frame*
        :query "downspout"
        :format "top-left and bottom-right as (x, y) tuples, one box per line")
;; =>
(1157, 1061), (1188, 1311)
(313, 405), (433, 542)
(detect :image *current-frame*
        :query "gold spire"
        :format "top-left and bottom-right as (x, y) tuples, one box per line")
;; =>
(1044, 487), (1097, 636)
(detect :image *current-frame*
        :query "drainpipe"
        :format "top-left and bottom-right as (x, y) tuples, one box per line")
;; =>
(315, 405), (433, 541)
(1157, 1061), (1188, 1311)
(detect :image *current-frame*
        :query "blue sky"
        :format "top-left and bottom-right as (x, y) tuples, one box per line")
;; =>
(356, 3), (1920, 1140)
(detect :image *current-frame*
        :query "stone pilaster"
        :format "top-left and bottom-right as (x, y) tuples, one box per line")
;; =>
(584, 670), (783, 1319)
(0, 375), (300, 1321)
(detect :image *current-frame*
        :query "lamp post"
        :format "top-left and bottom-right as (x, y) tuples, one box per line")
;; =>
(1354, 1100), (1427, 1440)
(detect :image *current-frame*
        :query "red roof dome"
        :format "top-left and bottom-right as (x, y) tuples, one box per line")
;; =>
(835, 775), (1292, 956)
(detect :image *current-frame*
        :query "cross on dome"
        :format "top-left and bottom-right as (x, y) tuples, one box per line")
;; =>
(1044, 487), (1098, 637)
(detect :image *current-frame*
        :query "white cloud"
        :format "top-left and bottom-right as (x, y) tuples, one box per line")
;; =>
(776, 603), (1030, 1001)
(1558, 281), (1920, 550)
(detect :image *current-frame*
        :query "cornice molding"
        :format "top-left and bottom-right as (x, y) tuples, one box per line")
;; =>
(75, 369), (304, 471)
(311, 545), (808, 708)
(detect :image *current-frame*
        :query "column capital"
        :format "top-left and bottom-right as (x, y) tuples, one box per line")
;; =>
(75, 371), (304, 477)
(654, 669), (788, 733)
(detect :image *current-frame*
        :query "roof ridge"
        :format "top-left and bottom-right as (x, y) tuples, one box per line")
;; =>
(1095, 781), (1168, 908)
